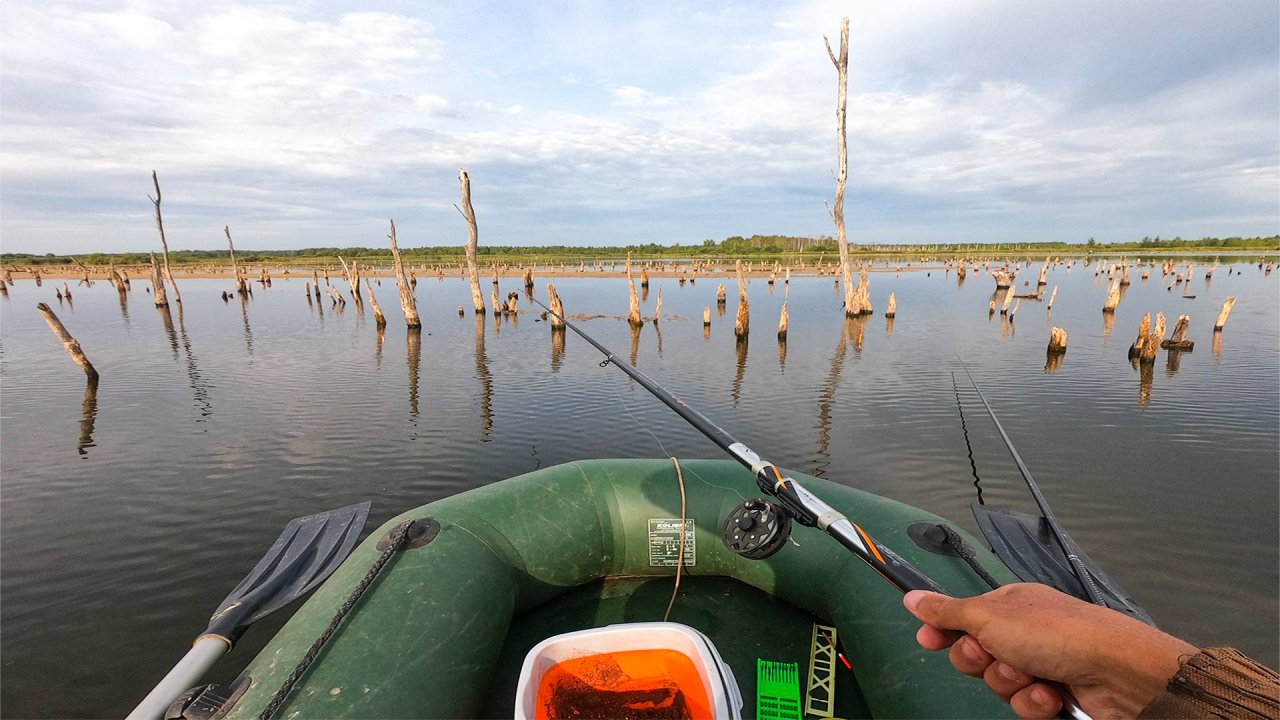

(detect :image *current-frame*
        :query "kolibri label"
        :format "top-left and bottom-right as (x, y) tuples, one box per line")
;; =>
(648, 519), (696, 567)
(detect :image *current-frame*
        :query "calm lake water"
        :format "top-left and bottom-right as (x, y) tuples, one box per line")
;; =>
(1, 258), (1277, 718)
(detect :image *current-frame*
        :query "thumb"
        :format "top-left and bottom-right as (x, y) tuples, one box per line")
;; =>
(904, 590), (974, 631)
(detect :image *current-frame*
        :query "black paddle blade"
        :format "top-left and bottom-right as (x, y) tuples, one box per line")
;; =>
(205, 501), (371, 642)
(971, 504), (1155, 626)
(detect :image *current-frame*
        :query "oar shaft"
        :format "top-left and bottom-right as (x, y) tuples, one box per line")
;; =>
(127, 636), (229, 720)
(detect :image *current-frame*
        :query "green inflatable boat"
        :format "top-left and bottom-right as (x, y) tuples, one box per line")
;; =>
(152, 458), (1039, 719)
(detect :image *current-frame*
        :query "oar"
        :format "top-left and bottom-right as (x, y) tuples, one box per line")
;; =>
(534, 297), (1092, 720)
(957, 365), (1107, 606)
(127, 501), (370, 720)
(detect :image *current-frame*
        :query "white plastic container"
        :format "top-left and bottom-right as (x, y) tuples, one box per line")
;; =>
(514, 622), (743, 719)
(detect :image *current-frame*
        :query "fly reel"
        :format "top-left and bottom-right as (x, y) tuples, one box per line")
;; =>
(721, 498), (792, 559)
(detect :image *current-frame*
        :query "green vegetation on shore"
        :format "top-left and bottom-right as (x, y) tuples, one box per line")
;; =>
(4, 234), (1276, 266)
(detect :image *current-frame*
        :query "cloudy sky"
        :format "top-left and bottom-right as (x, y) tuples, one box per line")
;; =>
(1, 0), (1277, 254)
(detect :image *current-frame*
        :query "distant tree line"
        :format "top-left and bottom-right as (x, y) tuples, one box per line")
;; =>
(3, 234), (1275, 266)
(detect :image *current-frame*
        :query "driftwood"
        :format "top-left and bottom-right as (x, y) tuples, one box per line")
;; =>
(547, 283), (565, 330)
(777, 301), (789, 341)
(149, 171), (181, 303)
(884, 293), (896, 318)
(149, 253), (168, 307)
(37, 302), (99, 382)
(365, 279), (387, 329)
(825, 18), (857, 315)
(388, 220), (420, 328)
(733, 260), (750, 338)
(1213, 297), (1236, 331)
(1161, 315), (1194, 351)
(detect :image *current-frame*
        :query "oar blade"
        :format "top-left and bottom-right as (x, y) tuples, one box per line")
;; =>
(971, 504), (1155, 626)
(208, 501), (371, 639)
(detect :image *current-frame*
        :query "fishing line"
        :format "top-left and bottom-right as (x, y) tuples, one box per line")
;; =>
(951, 371), (985, 505)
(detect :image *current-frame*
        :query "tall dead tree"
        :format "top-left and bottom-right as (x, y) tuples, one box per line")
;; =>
(546, 283), (565, 330)
(825, 17), (856, 315)
(457, 169), (485, 313)
(149, 171), (181, 304)
(388, 220), (420, 328)
(338, 256), (362, 300)
(626, 253), (643, 327)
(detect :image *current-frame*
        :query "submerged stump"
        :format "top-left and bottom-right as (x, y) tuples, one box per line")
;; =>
(37, 302), (99, 382)
(1213, 297), (1237, 332)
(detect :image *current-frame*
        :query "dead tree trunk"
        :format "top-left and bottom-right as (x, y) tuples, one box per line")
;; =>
(1102, 279), (1121, 313)
(885, 293), (896, 318)
(1214, 297), (1237, 331)
(1048, 326), (1068, 354)
(365, 279), (387, 329)
(653, 290), (663, 325)
(716, 283), (727, 304)
(546, 283), (565, 329)
(777, 301), (789, 341)
(457, 169), (486, 313)
(734, 260), (750, 338)
(1047, 285), (1059, 310)
(37, 302), (99, 382)
(149, 253), (168, 307)
(1140, 313), (1166, 363)
(703, 306), (711, 327)
(1161, 315), (1194, 350)
(825, 18), (857, 314)
(523, 267), (534, 292)
(149, 171), (181, 304)
(1128, 313), (1151, 359)
(338, 256), (361, 300)
(225, 226), (248, 295)
(626, 253), (642, 327)
(387, 220), (420, 328)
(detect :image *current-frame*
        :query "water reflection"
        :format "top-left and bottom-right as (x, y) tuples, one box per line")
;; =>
(1137, 361), (1154, 407)
(630, 323), (641, 367)
(117, 288), (130, 327)
(1212, 331), (1223, 360)
(885, 316), (895, 337)
(777, 335), (787, 371)
(77, 380), (98, 456)
(1102, 312), (1116, 339)
(1045, 350), (1064, 374)
(1166, 349), (1184, 376)
(407, 327), (422, 419)
(551, 327), (566, 372)
(240, 293), (255, 358)
(474, 314), (493, 441)
(176, 306), (212, 421)
(375, 326), (385, 369)
(813, 319), (855, 477)
(157, 305), (179, 360)
(731, 337), (748, 406)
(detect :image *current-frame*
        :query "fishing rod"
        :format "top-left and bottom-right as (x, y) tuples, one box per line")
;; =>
(957, 365), (1106, 606)
(533, 297), (944, 594)
(535, 297), (1093, 720)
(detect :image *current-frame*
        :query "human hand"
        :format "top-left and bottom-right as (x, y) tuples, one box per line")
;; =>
(903, 583), (1197, 719)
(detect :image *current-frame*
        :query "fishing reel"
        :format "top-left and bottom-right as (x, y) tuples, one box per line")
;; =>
(721, 498), (793, 560)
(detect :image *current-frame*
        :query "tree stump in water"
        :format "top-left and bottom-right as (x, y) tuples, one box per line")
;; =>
(1139, 313), (1166, 363)
(626, 254), (642, 328)
(703, 306), (711, 327)
(1047, 285), (1058, 310)
(365, 279), (387, 329)
(547, 283), (566, 329)
(777, 301), (789, 341)
(640, 267), (649, 289)
(37, 303), (99, 382)
(388, 220), (421, 328)
(149, 253), (168, 307)
(653, 290), (662, 325)
(491, 288), (501, 317)
(1160, 315), (1194, 351)
(885, 293), (896, 318)
(734, 260), (749, 339)
(1047, 326), (1067, 354)
(1102, 278), (1121, 313)
(1128, 313), (1151, 359)
(1214, 297), (1236, 332)
(716, 284), (727, 304)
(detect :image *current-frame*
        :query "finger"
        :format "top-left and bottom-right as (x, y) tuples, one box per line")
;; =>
(983, 661), (1036, 699)
(915, 623), (962, 651)
(948, 635), (995, 678)
(1009, 682), (1062, 720)
(903, 590), (976, 632)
